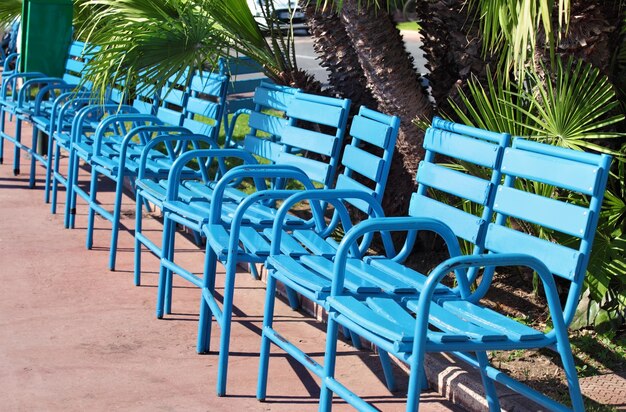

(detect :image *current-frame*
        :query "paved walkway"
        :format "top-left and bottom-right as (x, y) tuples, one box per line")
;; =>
(0, 123), (457, 411)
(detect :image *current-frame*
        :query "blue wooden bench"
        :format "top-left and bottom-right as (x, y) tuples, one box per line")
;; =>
(156, 102), (399, 397)
(259, 118), (611, 412)
(0, 40), (91, 177)
(65, 69), (230, 271)
(133, 80), (299, 285)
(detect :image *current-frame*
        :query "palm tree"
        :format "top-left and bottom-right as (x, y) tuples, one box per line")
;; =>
(75, 0), (319, 97)
(339, 0), (433, 216)
(303, 3), (378, 113)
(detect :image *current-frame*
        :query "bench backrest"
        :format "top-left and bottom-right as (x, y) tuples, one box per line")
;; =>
(275, 92), (351, 188)
(240, 80), (299, 162)
(335, 106), (400, 213)
(183, 70), (230, 140)
(485, 138), (611, 325)
(61, 41), (93, 86)
(408, 117), (510, 261)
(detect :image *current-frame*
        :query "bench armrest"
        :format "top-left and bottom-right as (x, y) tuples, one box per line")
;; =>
(330, 217), (466, 295)
(137, 133), (220, 180)
(269, 189), (395, 258)
(410, 253), (564, 342)
(165, 149), (260, 201)
(224, 108), (251, 148)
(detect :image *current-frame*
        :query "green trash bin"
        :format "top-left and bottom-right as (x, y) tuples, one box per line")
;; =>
(20, 0), (73, 155)
(20, 0), (73, 77)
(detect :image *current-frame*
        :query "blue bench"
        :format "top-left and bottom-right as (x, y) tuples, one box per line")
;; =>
(65, 69), (230, 271)
(0, 40), (92, 177)
(133, 80), (299, 285)
(158, 103), (399, 397)
(260, 118), (611, 412)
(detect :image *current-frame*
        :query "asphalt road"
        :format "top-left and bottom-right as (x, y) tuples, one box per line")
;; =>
(293, 30), (427, 86)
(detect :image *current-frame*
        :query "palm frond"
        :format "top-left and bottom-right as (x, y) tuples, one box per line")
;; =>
(0, 0), (22, 28)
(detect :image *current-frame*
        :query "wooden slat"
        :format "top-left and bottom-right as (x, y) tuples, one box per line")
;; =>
(334, 174), (376, 214)
(248, 111), (287, 136)
(408, 193), (485, 243)
(417, 162), (491, 205)
(494, 185), (591, 237)
(368, 258), (453, 295)
(441, 300), (544, 341)
(484, 224), (582, 280)
(349, 115), (390, 148)
(287, 97), (346, 128)
(243, 136), (283, 162)
(299, 255), (380, 294)
(342, 144), (383, 181)
(424, 128), (501, 168)
(501, 147), (600, 195)
(268, 255), (331, 293)
(280, 125), (338, 156)
(276, 152), (331, 185)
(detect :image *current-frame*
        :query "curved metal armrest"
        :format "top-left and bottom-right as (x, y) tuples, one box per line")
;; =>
(70, 103), (138, 143)
(137, 133), (220, 179)
(269, 189), (395, 258)
(225, 108), (252, 147)
(165, 148), (260, 201)
(36, 87), (90, 116)
(91, 113), (163, 155)
(113, 125), (194, 170)
(412, 253), (563, 341)
(1, 72), (45, 97)
(17, 77), (66, 105)
(208, 164), (318, 224)
(330, 217), (466, 295)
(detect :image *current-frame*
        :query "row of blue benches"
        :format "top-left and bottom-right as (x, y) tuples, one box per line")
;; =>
(0, 40), (612, 411)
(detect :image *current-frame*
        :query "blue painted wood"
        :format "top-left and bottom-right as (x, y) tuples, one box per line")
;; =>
(259, 117), (612, 412)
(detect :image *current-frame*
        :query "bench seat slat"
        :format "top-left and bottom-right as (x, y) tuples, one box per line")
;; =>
(299, 256), (380, 294)
(441, 300), (544, 341)
(367, 258), (453, 295)
(268, 255), (331, 293)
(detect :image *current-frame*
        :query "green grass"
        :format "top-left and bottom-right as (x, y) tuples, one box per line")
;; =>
(397, 21), (421, 32)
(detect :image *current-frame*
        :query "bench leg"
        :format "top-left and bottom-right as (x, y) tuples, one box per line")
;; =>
(134, 191), (144, 286)
(157, 214), (176, 318)
(0, 108), (5, 164)
(216, 255), (239, 397)
(476, 351), (501, 411)
(43, 129), (55, 204)
(108, 173), (126, 271)
(197, 248), (218, 354)
(257, 273), (278, 401)
(319, 316), (341, 412)
(377, 349), (397, 392)
(28, 127), (38, 189)
(12, 117), (21, 175)
(560, 341), (585, 411)
(86, 169), (98, 250)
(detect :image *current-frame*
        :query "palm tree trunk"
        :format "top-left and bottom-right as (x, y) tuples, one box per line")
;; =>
(415, 0), (493, 115)
(339, 0), (432, 216)
(304, 4), (378, 113)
